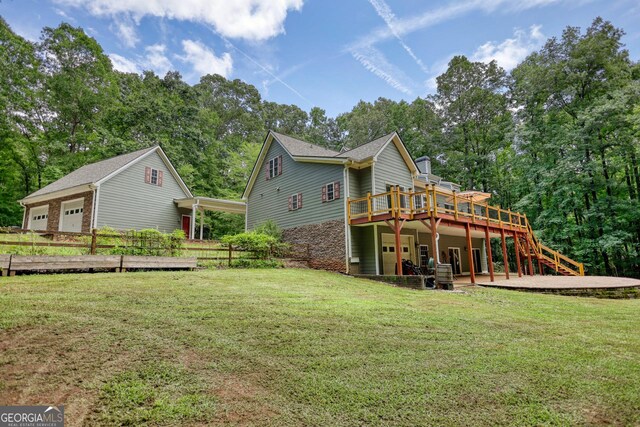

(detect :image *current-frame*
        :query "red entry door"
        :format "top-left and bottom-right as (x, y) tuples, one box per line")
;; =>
(182, 215), (191, 238)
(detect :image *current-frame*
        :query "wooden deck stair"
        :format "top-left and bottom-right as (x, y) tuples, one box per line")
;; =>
(347, 186), (585, 276)
(518, 224), (584, 276)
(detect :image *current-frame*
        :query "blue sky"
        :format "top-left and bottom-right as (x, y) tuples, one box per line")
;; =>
(1, 0), (639, 117)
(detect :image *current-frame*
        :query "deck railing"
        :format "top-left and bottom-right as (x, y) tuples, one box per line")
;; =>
(347, 186), (528, 230)
(347, 186), (584, 276)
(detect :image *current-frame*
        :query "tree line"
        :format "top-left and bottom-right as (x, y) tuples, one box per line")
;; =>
(1, 17), (638, 276)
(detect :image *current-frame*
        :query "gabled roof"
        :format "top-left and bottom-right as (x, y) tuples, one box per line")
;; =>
(271, 132), (340, 157)
(335, 133), (395, 162)
(242, 130), (419, 200)
(21, 145), (193, 203)
(25, 147), (156, 199)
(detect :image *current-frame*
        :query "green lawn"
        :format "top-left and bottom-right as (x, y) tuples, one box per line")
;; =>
(1, 270), (639, 426)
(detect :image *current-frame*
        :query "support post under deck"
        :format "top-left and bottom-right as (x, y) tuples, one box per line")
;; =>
(538, 258), (544, 276)
(466, 223), (475, 284)
(394, 217), (402, 276)
(484, 226), (494, 282)
(525, 238), (534, 276)
(500, 229), (509, 280)
(514, 232), (523, 277)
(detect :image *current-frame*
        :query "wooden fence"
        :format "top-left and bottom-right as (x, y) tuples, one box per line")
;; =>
(0, 228), (309, 266)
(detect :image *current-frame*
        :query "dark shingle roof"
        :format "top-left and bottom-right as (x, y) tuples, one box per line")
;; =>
(25, 146), (157, 199)
(271, 132), (340, 157)
(335, 133), (395, 161)
(270, 131), (396, 162)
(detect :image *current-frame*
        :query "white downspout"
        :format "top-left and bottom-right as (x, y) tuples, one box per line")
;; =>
(92, 185), (100, 230)
(19, 201), (26, 229)
(374, 224), (380, 275)
(371, 161), (377, 194)
(200, 207), (204, 240)
(191, 202), (197, 240)
(343, 165), (350, 274)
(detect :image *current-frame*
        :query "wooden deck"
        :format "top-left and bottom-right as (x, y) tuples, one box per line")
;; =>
(348, 186), (585, 277)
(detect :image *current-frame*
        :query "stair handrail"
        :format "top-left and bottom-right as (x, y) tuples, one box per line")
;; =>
(524, 217), (584, 276)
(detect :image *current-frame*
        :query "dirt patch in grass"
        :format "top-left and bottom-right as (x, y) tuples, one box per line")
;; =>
(0, 325), (110, 425)
(211, 373), (279, 424)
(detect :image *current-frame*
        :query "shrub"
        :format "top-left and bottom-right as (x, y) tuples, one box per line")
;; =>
(253, 220), (283, 241)
(229, 259), (283, 269)
(96, 227), (184, 257)
(222, 232), (277, 259)
(222, 231), (291, 260)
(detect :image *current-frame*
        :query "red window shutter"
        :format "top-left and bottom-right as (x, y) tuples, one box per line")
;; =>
(288, 196), (293, 211)
(321, 185), (327, 202)
(265, 162), (270, 180)
(144, 167), (151, 183)
(278, 155), (283, 175)
(298, 193), (302, 209)
(334, 181), (340, 199)
(157, 170), (163, 187)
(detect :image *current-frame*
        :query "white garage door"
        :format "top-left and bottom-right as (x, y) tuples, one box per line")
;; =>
(29, 206), (49, 231)
(60, 199), (84, 232)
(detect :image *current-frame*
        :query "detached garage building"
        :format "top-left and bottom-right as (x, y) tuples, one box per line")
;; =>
(19, 146), (245, 237)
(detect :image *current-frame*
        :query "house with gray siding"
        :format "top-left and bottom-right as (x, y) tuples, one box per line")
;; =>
(244, 130), (491, 276)
(20, 146), (245, 238)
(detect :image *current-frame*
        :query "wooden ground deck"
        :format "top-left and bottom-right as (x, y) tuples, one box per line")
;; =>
(473, 275), (640, 289)
(458, 274), (640, 297)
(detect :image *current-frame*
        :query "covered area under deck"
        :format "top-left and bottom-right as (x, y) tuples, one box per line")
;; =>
(174, 197), (246, 240)
(350, 218), (505, 282)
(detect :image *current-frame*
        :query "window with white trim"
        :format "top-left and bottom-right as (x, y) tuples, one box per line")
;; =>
(289, 193), (302, 211)
(145, 166), (163, 186)
(267, 155), (283, 179)
(327, 183), (335, 201)
(321, 181), (340, 202)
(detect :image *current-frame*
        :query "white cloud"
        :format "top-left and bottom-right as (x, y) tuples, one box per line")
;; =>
(55, 0), (304, 41)
(108, 43), (174, 76)
(472, 25), (545, 70)
(347, 0), (561, 95)
(54, 8), (75, 21)
(109, 53), (140, 73)
(178, 39), (233, 77)
(144, 44), (173, 76)
(111, 16), (139, 48)
(350, 0), (562, 50)
(367, 0), (430, 74)
(216, 33), (310, 104)
(424, 54), (456, 91)
(350, 46), (413, 96)
(262, 60), (310, 95)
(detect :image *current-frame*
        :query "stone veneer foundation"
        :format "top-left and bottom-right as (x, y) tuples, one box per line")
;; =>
(282, 219), (346, 272)
(23, 191), (94, 233)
